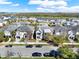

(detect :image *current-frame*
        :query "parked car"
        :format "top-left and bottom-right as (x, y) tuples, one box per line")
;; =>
(50, 50), (60, 57)
(35, 45), (42, 48)
(43, 52), (51, 57)
(32, 52), (42, 57)
(25, 45), (33, 48)
(5, 45), (12, 47)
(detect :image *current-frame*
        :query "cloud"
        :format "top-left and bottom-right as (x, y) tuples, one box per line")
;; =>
(29, 0), (42, 4)
(29, 0), (67, 7)
(37, 6), (79, 13)
(0, 0), (20, 7)
(12, 4), (20, 6)
(0, 0), (12, 4)
(28, 0), (79, 12)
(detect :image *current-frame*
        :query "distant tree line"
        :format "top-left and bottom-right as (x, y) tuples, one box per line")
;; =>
(14, 13), (79, 18)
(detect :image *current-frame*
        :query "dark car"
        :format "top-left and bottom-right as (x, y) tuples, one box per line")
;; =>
(50, 50), (60, 57)
(35, 45), (42, 48)
(32, 52), (42, 57)
(5, 45), (12, 47)
(43, 52), (51, 57)
(25, 45), (33, 48)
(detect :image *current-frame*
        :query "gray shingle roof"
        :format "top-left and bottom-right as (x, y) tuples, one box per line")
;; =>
(17, 25), (33, 32)
(5, 24), (19, 32)
(4, 22), (32, 32)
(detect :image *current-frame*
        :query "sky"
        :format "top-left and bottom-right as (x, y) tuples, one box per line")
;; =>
(0, 0), (79, 13)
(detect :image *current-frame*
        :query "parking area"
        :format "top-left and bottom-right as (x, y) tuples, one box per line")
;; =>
(0, 45), (59, 57)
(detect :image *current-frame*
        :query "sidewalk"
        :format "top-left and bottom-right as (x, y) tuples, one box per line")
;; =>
(63, 43), (79, 45)
(0, 42), (48, 45)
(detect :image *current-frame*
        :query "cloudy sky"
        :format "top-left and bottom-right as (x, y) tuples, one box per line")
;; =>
(0, 0), (79, 12)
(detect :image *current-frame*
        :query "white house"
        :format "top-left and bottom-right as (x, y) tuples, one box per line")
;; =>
(68, 34), (76, 40)
(68, 30), (76, 41)
(66, 21), (71, 26)
(44, 29), (52, 35)
(4, 30), (11, 37)
(68, 30), (74, 35)
(3, 21), (7, 25)
(55, 32), (61, 36)
(15, 31), (27, 39)
(15, 31), (27, 42)
(15, 25), (33, 42)
(3, 16), (11, 20)
(29, 17), (37, 21)
(36, 29), (43, 41)
(0, 20), (7, 27)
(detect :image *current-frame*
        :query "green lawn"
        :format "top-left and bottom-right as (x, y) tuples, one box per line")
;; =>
(0, 57), (55, 59)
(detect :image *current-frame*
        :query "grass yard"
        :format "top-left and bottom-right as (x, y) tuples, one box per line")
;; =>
(0, 57), (55, 59)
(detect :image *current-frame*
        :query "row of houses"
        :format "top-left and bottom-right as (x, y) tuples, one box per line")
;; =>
(1, 16), (79, 28)
(0, 16), (79, 42)
(4, 22), (51, 42)
(3, 21), (79, 42)
(10, 17), (79, 26)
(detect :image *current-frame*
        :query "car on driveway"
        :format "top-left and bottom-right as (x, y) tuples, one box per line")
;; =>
(5, 45), (12, 47)
(25, 45), (33, 48)
(50, 50), (60, 57)
(35, 45), (42, 48)
(43, 52), (51, 57)
(32, 52), (42, 57)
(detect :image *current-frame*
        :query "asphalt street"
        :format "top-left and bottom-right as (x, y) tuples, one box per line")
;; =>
(0, 46), (59, 57)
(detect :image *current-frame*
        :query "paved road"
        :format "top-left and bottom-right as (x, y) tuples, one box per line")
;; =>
(0, 46), (59, 57)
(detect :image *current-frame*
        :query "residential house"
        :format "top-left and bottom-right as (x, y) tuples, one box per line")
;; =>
(2, 16), (11, 20)
(4, 30), (11, 37)
(29, 17), (37, 21)
(43, 29), (52, 35)
(51, 25), (67, 36)
(4, 23), (21, 37)
(36, 28), (43, 41)
(0, 19), (7, 27)
(68, 30), (76, 41)
(15, 25), (33, 42)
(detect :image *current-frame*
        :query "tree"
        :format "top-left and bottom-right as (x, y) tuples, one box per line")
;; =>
(50, 35), (68, 45)
(0, 31), (5, 42)
(58, 46), (76, 59)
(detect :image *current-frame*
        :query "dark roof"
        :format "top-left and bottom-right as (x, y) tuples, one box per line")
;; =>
(4, 22), (32, 32)
(52, 25), (67, 32)
(5, 24), (19, 32)
(71, 25), (79, 33)
(17, 25), (33, 32)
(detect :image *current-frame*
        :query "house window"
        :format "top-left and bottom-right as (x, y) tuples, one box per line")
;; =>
(9, 36), (11, 38)
(25, 35), (27, 38)
(37, 36), (40, 39)
(16, 36), (20, 39)
(37, 33), (41, 35)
